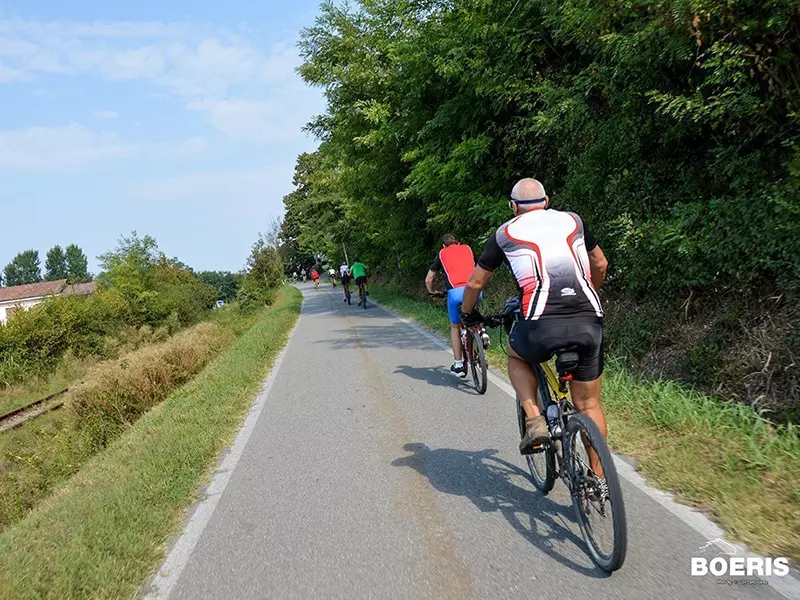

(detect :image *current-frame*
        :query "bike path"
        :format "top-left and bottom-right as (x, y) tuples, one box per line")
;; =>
(163, 284), (785, 600)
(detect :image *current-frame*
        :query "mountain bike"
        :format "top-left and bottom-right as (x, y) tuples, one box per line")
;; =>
(484, 298), (627, 572)
(461, 324), (488, 394)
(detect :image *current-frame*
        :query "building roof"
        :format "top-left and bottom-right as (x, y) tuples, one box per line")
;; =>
(0, 279), (97, 303)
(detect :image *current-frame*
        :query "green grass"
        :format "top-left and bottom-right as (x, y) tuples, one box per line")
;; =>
(370, 287), (800, 562)
(0, 287), (302, 599)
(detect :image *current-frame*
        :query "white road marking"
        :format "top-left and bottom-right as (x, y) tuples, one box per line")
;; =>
(142, 316), (302, 599)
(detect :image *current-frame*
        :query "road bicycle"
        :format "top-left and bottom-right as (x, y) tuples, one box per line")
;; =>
(343, 282), (352, 305)
(484, 298), (627, 572)
(357, 280), (368, 309)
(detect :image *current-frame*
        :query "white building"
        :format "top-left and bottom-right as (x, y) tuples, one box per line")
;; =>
(0, 279), (97, 324)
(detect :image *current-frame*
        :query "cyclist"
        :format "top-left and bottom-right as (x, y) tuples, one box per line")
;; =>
(311, 268), (320, 289)
(425, 234), (477, 378)
(300, 268), (307, 283)
(460, 178), (609, 456)
(349, 257), (368, 306)
(339, 263), (351, 302)
(329, 267), (338, 288)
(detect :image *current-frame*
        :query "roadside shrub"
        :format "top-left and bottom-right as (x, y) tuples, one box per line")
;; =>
(67, 322), (232, 451)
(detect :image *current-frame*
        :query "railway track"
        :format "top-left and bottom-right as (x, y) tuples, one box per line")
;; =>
(0, 388), (69, 433)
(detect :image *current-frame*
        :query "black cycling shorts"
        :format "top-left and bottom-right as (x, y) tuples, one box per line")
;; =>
(509, 316), (604, 382)
(341, 274), (350, 285)
(355, 276), (367, 286)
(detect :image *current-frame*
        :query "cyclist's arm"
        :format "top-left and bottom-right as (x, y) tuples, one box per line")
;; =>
(589, 246), (608, 289)
(462, 266), (492, 314)
(463, 232), (504, 314)
(583, 223), (608, 289)
(425, 270), (438, 294)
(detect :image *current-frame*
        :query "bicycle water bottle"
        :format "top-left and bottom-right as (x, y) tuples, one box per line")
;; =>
(480, 329), (490, 349)
(546, 402), (561, 436)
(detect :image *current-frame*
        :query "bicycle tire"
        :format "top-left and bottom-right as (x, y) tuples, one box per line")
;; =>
(469, 331), (488, 394)
(565, 413), (627, 572)
(360, 283), (367, 309)
(517, 393), (555, 493)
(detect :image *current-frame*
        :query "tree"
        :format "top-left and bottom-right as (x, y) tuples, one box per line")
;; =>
(3, 250), (42, 286)
(237, 234), (285, 309)
(198, 271), (243, 302)
(98, 232), (216, 326)
(44, 245), (68, 281)
(65, 244), (90, 282)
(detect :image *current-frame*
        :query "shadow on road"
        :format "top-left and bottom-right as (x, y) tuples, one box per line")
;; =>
(392, 442), (608, 579)
(393, 365), (481, 395)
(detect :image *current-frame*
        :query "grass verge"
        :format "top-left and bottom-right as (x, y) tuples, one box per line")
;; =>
(370, 287), (800, 563)
(0, 286), (302, 599)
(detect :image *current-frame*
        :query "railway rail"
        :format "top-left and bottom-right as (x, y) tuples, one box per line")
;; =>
(0, 388), (69, 433)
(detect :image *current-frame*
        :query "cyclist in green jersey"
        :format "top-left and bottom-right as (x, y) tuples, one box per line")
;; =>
(350, 257), (369, 306)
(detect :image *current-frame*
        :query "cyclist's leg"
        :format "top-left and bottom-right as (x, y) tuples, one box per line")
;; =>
(446, 287), (465, 360)
(507, 343), (541, 420)
(567, 319), (606, 475)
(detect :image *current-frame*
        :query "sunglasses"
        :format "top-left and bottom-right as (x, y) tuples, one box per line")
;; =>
(509, 196), (547, 210)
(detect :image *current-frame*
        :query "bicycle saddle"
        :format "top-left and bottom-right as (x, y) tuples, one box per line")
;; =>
(555, 348), (580, 377)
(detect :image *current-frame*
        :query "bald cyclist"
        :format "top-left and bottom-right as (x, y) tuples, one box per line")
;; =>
(460, 178), (609, 456)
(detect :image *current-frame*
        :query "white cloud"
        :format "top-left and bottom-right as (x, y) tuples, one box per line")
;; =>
(189, 97), (315, 143)
(0, 123), (135, 172)
(0, 123), (210, 172)
(128, 166), (294, 208)
(94, 110), (119, 119)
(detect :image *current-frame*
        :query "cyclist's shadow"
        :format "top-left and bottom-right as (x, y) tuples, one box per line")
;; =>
(391, 442), (608, 579)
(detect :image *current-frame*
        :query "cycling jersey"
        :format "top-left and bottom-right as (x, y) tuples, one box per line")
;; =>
(478, 209), (601, 320)
(339, 264), (349, 277)
(429, 244), (475, 289)
(350, 262), (367, 280)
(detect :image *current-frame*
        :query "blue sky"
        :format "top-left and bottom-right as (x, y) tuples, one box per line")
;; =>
(0, 0), (325, 275)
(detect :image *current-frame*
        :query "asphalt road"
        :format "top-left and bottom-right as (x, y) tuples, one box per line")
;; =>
(166, 284), (786, 600)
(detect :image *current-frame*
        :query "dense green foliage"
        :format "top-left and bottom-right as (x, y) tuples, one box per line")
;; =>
(199, 271), (243, 302)
(44, 246), (67, 281)
(3, 250), (42, 286)
(0, 233), (217, 388)
(238, 235), (286, 309)
(287, 0), (799, 292)
(64, 244), (90, 282)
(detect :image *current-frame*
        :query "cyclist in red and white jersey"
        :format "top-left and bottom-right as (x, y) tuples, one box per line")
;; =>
(460, 178), (609, 454)
(425, 234), (477, 378)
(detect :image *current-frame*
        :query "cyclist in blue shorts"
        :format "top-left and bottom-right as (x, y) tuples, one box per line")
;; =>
(425, 234), (479, 377)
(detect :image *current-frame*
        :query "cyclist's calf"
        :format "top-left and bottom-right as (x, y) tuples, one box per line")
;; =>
(569, 378), (607, 438)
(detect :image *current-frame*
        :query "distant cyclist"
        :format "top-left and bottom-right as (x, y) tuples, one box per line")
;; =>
(311, 268), (320, 289)
(300, 268), (307, 283)
(460, 178), (609, 455)
(425, 234), (477, 378)
(339, 263), (351, 302)
(349, 257), (368, 306)
(329, 267), (338, 288)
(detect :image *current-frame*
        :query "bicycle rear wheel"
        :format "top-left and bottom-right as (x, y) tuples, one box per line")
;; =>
(565, 413), (627, 572)
(468, 331), (487, 394)
(360, 283), (367, 309)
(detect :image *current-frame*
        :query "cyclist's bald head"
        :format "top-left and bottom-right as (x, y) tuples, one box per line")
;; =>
(511, 177), (547, 212)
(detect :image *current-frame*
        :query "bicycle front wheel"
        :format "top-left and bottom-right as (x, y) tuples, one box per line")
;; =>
(565, 413), (627, 572)
(469, 331), (488, 394)
(517, 393), (555, 493)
